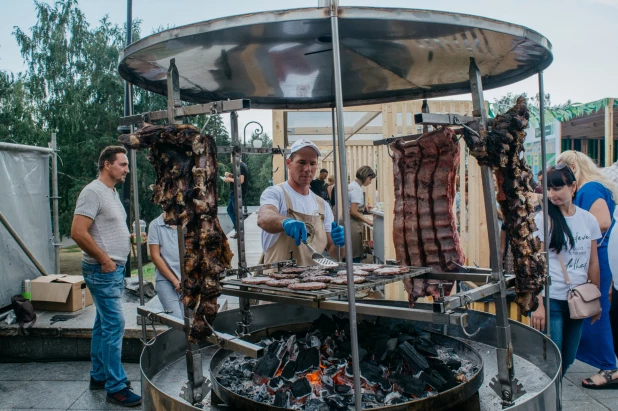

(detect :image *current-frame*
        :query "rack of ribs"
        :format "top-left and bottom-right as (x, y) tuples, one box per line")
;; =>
(461, 97), (546, 315)
(391, 127), (464, 305)
(119, 123), (233, 342)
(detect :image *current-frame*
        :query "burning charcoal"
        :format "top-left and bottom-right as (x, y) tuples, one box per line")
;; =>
(335, 384), (351, 395)
(325, 394), (348, 410)
(431, 363), (459, 390)
(305, 399), (331, 411)
(309, 314), (337, 335)
(415, 339), (439, 357)
(268, 376), (284, 390)
(325, 365), (338, 376)
(253, 352), (281, 379)
(321, 375), (334, 387)
(295, 347), (320, 373)
(446, 358), (462, 370)
(390, 372), (426, 397)
(267, 341), (281, 355)
(359, 362), (383, 385)
(253, 384), (271, 403)
(398, 341), (429, 371)
(309, 335), (321, 348)
(418, 370), (445, 391)
(291, 377), (312, 399)
(281, 360), (296, 381)
(384, 391), (406, 405)
(362, 393), (380, 406)
(273, 390), (290, 408)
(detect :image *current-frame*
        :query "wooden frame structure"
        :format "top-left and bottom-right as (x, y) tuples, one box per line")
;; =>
(273, 99), (492, 300)
(559, 98), (616, 166)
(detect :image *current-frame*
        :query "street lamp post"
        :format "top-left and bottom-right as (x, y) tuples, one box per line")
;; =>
(241, 121), (264, 218)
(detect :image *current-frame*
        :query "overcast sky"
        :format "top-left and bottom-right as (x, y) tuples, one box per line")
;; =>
(2, 0), (617, 138)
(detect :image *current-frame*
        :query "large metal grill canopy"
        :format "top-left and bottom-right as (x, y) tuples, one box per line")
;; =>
(118, 7), (552, 109)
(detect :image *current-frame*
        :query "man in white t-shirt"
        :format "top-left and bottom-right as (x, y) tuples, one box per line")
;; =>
(258, 140), (345, 265)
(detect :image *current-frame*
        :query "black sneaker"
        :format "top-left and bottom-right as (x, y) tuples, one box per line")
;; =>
(106, 387), (142, 407)
(90, 377), (131, 390)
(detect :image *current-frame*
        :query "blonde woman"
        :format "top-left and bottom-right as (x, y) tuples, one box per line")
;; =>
(558, 150), (618, 388)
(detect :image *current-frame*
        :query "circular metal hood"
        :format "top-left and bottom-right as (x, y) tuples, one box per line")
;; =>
(118, 7), (552, 109)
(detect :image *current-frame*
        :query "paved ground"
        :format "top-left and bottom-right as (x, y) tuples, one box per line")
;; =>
(1, 359), (617, 410)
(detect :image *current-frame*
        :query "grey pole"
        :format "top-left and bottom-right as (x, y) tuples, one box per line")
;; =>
(51, 133), (60, 273)
(469, 58), (516, 404)
(538, 72), (551, 338)
(329, 1), (362, 408)
(231, 111), (252, 336)
(121, 0), (134, 277)
(331, 108), (341, 261)
(0, 210), (48, 276)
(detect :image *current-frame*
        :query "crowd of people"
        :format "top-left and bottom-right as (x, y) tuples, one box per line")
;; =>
(69, 142), (618, 407)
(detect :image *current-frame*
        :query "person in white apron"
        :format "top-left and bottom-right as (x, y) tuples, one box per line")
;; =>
(258, 139), (345, 265)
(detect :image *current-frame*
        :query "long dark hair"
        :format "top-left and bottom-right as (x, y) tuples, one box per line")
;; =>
(546, 165), (577, 252)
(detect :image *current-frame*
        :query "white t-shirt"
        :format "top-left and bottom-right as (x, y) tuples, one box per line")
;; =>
(533, 207), (601, 300)
(348, 181), (364, 208)
(259, 182), (334, 253)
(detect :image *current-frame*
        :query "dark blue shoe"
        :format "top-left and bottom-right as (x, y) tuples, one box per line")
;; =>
(106, 387), (142, 407)
(90, 377), (131, 390)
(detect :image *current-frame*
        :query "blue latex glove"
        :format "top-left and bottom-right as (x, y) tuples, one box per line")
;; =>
(331, 222), (345, 247)
(282, 218), (307, 246)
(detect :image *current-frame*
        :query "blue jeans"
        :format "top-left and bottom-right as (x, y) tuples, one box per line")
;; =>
(547, 299), (585, 375)
(82, 262), (129, 393)
(156, 279), (184, 319)
(227, 197), (237, 231)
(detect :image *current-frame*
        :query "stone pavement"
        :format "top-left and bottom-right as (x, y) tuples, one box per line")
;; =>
(1, 360), (618, 410)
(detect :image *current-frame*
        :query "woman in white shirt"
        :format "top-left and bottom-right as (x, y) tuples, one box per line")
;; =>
(531, 164), (601, 375)
(343, 166), (375, 263)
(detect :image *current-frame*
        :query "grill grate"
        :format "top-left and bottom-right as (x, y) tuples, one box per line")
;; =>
(221, 266), (432, 301)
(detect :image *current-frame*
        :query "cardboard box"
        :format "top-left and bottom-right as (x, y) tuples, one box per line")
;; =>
(31, 274), (93, 312)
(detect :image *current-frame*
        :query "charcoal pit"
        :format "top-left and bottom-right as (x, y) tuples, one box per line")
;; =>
(211, 316), (483, 410)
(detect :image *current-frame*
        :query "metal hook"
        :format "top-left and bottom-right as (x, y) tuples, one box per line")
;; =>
(200, 103), (219, 134)
(385, 136), (395, 159)
(141, 312), (160, 347)
(460, 298), (480, 338)
(453, 115), (480, 138)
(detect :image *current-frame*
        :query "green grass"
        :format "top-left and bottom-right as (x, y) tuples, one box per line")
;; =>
(61, 244), (82, 253)
(131, 262), (156, 283)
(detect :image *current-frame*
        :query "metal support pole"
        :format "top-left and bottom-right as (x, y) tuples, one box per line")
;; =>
(51, 133), (60, 273)
(469, 58), (517, 404)
(0, 210), (48, 276)
(231, 111), (252, 335)
(121, 0), (134, 277)
(166, 59), (206, 404)
(538, 72), (551, 339)
(331, 108), (341, 262)
(329, 1), (362, 409)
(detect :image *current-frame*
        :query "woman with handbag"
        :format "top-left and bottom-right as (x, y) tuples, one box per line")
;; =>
(531, 164), (602, 375)
(558, 151), (618, 388)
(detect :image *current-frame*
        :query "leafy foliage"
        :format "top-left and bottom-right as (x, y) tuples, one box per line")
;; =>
(489, 92), (613, 128)
(6, 0), (272, 237)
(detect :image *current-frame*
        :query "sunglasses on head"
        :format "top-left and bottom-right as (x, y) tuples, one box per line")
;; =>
(553, 163), (576, 179)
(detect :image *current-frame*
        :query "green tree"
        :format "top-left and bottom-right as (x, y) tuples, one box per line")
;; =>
(10, 0), (234, 236)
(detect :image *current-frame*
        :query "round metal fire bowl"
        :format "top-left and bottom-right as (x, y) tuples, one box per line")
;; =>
(118, 7), (552, 109)
(209, 322), (483, 411)
(140, 302), (561, 411)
